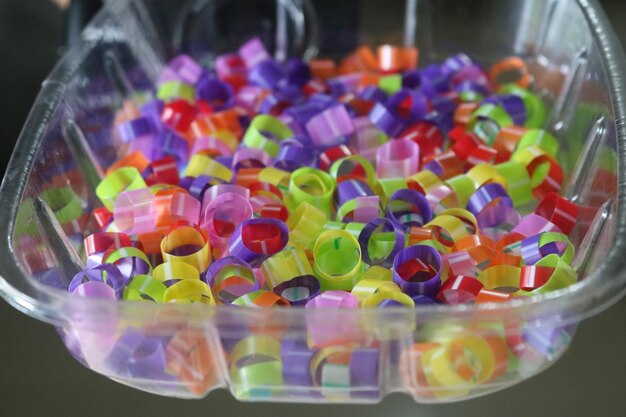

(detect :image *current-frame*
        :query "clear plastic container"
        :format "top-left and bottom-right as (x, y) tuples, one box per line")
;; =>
(1, 0), (625, 403)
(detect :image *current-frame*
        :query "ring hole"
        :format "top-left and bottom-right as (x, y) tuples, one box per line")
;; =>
(366, 223), (396, 264)
(316, 237), (360, 276)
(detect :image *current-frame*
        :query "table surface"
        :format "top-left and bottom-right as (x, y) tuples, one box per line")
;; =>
(0, 1), (625, 416)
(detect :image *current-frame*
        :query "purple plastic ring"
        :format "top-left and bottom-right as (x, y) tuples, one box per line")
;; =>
(369, 89), (428, 137)
(368, 102), (405, 137)
(248, 59), (286, 89)
(274, 144), (313, 171)
(239, 37), (271, 68)
(390, 89), (429, 121)
(281, 337), (315, 386)
(512, 213), (562, 237)
(483, 94), (527, 126)
(228, 218), (290, 268)
(232, 147), (273, 170)
(117, 117), (157, 143)
(70, 280), (117, 300)
(286, 58), (312, 87)
(419, 64), (451, 93)
(159, 54), (203, 85)
(385, 188), (433, 229)
(140, 100), (165, 132)
(466, 183), (513, 216)
(520, 234), (563, 266)
(442, 53), (474, 75)
(455, 80), (491, 97)
(187, 175), (218, 201)
(273, 275), (321, 306)
(411, 294), (440, 305)
(204, 256), (260, 303)
(358, 218), (405, 268)
(196, 77), (235, 111)
(477, 204), (522, 238)
(68, 264), (127, 299)
(152, 130), (188, 166)
(335, 179), (374, 208)
(104, 328), (173, 380)
(284, 103), (326, 126)
(349, 348), (379, 398)
(451, 64), (488, 86)
(305, 105), (355, 146)
(392, 245), (442, 297)
(204, 256), (255, 286)
(359, 86), (388, 103)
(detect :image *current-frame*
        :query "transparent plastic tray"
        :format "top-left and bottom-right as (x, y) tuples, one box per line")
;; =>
(1, 0), (625, 403)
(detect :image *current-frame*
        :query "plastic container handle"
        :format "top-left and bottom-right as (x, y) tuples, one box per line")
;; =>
(63, 0), (103, 48)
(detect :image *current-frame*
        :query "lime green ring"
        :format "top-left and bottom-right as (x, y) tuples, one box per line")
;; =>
(286, 201), (327, 247)
(96, 167), (147, 211)
(328, 155), (377, 189)
(15, 199), (39, 236)
(230, 361), (283, 400)
(516, 129), (559, 158)
(357, 265), (393, 283)
(231, 291), (263, 307)
(40, 186), (84, 224)
(531, 254), (577, 294)
(336, 199), (357, 223)
(469, 104), (514, 145)
(361, 290), (414, 308)
(538, 232), (574, 265)
(459, 90), (485, 103)
(599, 147), (618, 174)
(259, 167), (292, 193)
(444, 175), (476, 208)
(318, 220), (365, 240)
(287, 167), (336, 218)
(157, 81), (196, 103)
(366, 231), (401, 261)
(493, 161), (533, 207)
(375, 178), (408, 206)
(313, 230), (363, 291)
(163, 279), (215, 305)
(123, 274), (166, 302)
(343, 222), (366, 239)
(105, 246), (153, 275)
(379, 74), (403, 95)
(183, 153), (233, 181)
(320, 220), (346, 234)
(242, 115), (294, 157)
(261, 245), (314, 289)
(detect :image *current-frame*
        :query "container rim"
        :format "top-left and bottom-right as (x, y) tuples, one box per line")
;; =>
(0, 0), (625, 327)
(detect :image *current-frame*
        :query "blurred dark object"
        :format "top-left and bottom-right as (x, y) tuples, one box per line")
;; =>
(0, 0), (63, 177)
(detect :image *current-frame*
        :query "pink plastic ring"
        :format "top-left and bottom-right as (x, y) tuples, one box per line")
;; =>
(201, 192), (253, 258)
(376, 139), (420, 179)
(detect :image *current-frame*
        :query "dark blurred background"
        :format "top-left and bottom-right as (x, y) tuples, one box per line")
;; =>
(0, 1), (625, 416)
